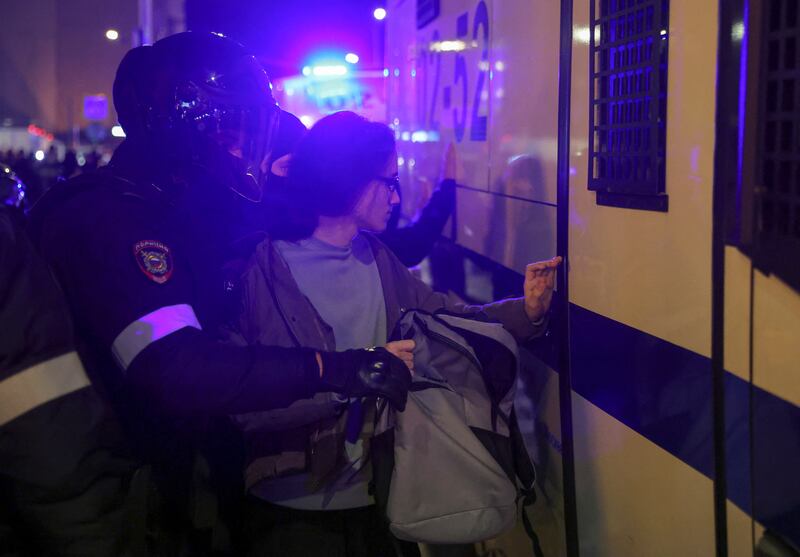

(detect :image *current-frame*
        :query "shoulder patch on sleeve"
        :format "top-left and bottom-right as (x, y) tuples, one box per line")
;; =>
(133, 240), (174, 284)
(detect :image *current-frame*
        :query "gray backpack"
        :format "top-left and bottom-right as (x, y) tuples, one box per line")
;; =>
(371, 309), (542, 552)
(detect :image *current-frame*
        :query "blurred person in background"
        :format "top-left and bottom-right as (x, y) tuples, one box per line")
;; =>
(7, 153), (43, 207)
(59, 149), (80, 181)
(379, 143), (456, 268)
(82, 150), (101, 173)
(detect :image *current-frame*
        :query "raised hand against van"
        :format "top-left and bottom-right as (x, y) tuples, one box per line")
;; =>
(524, 256), (562, 322)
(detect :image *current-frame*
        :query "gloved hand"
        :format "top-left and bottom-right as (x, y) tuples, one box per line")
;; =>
(317, 348), (412, 411)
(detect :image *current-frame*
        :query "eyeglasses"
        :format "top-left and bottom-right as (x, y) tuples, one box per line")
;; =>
(375, 174), (400, 193)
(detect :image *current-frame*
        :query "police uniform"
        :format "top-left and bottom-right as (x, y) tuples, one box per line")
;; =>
(0, 206), (132, 556)
(24, 31), (412, 552)
(31, 141), (322, 422)
(26, 138), (331, 553)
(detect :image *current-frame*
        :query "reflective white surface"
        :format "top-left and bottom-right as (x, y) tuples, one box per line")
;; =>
(724, 247), (752, 382)
(455, 186), (556, 274)
(568, 0), (719, 358)
(572, 393), (716, 556)
(488, 0), (560, 205)
(754, 270), (800, 407)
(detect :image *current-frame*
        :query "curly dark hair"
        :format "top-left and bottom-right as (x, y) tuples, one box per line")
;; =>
(269, 111), (396, 240)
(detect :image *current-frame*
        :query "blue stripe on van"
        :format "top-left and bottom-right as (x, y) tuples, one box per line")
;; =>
(569, 304), (714, 476)
(567, 303), (800, 547)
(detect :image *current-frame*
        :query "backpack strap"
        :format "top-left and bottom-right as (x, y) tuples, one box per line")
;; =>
(511, 409), (545, 557)
(520, 501), (546, 557)
(510, 410), (536, 490)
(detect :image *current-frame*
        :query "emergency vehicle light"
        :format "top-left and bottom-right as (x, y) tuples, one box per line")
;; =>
(302, 65), (349, 77)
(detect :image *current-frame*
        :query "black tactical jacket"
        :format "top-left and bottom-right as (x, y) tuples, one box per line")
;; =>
(0, 206), (133, 556)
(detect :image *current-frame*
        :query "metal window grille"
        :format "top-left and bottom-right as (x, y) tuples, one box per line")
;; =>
(589, 0), (670, 211)
(756, 0), (800, 261)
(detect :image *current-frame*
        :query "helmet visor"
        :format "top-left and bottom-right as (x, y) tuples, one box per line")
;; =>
(212, 101), (279, 202)
(169, 51), (280, 202)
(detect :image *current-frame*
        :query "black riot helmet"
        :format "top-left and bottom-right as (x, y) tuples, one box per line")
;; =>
(113, 32), (279, 201)
(0, 164), (26, 210)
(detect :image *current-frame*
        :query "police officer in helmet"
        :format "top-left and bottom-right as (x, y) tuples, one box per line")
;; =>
(29, 32), (411, 552)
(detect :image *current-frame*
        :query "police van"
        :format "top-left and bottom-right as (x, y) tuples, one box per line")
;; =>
(383, 0), (800, 555)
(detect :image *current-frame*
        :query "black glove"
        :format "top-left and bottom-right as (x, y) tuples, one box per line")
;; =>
(317, 348), (412, 411)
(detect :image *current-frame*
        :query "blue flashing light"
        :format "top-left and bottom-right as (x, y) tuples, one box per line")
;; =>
(383, 68), (390, 78)
(302, 66), (312, 76)
(311, 65), (348, 77)
(345, 53), (359, 64)
(410, 130), (440, 143)
(393, 68), (400, 77)
(373, 7), (387, 20)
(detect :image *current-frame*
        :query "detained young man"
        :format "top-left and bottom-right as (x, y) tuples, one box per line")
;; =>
(225, 111), (561, 557)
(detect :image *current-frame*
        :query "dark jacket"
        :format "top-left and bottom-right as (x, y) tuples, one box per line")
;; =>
(0, 207), (133, 557)
(226, 232), (544, 490)
(378, 179), (456, 267)
(26, 140), (328, 552)
(29, 140), (324, 423)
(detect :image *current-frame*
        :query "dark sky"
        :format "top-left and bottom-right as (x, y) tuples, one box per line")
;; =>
(186, 0), (383, 78)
